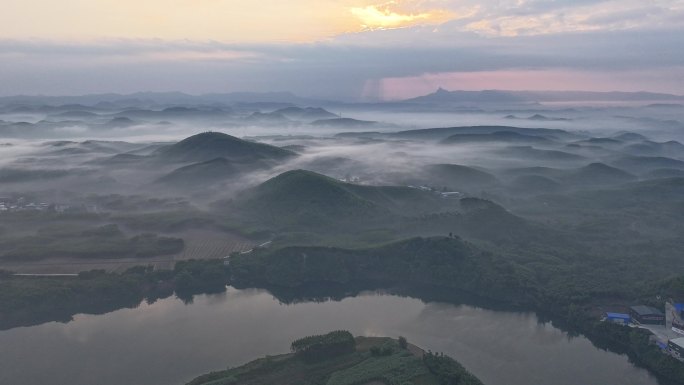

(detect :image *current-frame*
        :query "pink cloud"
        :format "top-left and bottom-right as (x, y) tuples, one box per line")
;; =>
(370, 69), (684, 100)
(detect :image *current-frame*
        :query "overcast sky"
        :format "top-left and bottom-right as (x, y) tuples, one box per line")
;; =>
(1, 0), (683, 100)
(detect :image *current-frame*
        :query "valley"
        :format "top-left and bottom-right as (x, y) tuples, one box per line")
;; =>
(1, 92), (684, 384)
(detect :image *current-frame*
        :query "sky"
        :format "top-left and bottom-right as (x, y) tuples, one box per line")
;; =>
(1, 0), (684, 100)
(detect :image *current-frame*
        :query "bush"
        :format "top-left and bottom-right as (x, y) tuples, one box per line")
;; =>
(371, 346), (394, 356)
(291, 330), (356, 361)
(423, 352), (484, 385)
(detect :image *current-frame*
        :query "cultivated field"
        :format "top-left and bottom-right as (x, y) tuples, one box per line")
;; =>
(0, 229), (253, 274)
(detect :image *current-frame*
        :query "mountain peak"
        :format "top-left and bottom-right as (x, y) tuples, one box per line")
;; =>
(153, 131), (295, 163)
(405, 89), (526, 103)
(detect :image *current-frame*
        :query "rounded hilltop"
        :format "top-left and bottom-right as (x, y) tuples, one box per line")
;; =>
(186, 331), (484, 385)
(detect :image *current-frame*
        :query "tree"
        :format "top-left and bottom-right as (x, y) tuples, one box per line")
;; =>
(398, 336), (408, 349)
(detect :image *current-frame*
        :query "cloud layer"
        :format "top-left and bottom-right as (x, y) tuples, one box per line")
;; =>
(1, 0), (683, 99)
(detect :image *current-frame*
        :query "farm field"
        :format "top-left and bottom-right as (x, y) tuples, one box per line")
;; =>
(0, 230), (253, 274)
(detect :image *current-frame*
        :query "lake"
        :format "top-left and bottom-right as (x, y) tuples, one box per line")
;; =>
(0, 287), (659, 385)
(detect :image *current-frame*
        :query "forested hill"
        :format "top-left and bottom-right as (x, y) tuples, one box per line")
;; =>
(229, 236), (539, 306)
(186, 332), (484, 385)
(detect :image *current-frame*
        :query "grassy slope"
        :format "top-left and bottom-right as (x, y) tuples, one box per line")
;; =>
(186, 336), (482, 385)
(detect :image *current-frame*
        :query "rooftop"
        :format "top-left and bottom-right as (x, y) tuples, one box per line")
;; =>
(670, 337), (684, 348)
(631, 305), (664, 316)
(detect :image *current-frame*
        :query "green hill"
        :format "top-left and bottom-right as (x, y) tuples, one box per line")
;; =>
(224, 170), (541, 246)
(613, 132), (648, 142)
(393, 125), (575, 141)
(186, 332), (484, 385)
(237, 170), (387, 226)
(89, 153), (148, 167)
(625, 177), (684, 198)
(311, 118), (377, 127)
(423, 164), (499, 190)
(498, 146), (586, 162)
(440, 131), (552, 145)
(505, 163), (636, 187)
(230, 170), (453, 231)
(622, 140), (684, 157)
(153, 132), (295, 164)
(457, 197), (534, 242)
(565, 162), (637, 185)
(504, 166), (565, 178)
(230, 236), (537, 305)
(643, 168), (684, 179)
(275, 106), (338, 121)
(156, 157), (240, 188)
(575, 137), (623, 147)
(0, 168), (71, 183)
(508, 174), (562, 194)
(612, 155), (684, 173)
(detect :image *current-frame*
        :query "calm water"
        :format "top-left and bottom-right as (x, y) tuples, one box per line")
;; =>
(0, 287), (659, 385)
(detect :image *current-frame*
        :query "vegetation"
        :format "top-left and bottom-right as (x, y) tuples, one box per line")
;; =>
(174, 259), (230, 298)
(152, 131), (295, 164)
(0, 224), (184, 260)
(423, 352), (484, 385)
(3, 125), (684, 384)
(186, 334), (483, 385)
(156, 157), (239, 187)
(222, 169), (458, 234)
(0, 260), (228, 329)
(227, 235), (684, 383)
(398, 336), (408, 350)
(578, 322), (684, 382)
(229, 236), (539, 306)
(0, 168), (71, 182)
(422, 164), (499, 190)
(291, 331), (356, 361)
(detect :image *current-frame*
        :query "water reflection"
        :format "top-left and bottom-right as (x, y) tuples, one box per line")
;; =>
(0, 287), (659, 385)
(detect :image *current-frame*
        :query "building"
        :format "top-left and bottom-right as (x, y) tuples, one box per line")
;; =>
(667, 301), (684, 335)
(668, 338), (684, 361)
(630, 305), (665, 325)
(605, 312), (631, 325)
(440, 192), (463, 199)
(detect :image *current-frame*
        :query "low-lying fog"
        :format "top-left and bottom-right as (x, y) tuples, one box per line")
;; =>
(1, 98), (684, 208)
(1, 95), (684, 279)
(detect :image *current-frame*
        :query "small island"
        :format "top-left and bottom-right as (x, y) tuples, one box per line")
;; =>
(186, 331), (484, 385)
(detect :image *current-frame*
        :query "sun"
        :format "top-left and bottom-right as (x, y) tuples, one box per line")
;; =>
(350, 2), (453, 30)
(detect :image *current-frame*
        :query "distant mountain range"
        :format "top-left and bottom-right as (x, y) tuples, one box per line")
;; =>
(403, 88), (684, 104)
(0, 91), (323, 108)
(1, 89), (682, 107)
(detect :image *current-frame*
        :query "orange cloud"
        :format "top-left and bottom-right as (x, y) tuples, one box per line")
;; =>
(350, 2), (453, 30)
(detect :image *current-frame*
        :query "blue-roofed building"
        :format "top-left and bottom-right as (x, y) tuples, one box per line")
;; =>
(605, 312), (631, 324)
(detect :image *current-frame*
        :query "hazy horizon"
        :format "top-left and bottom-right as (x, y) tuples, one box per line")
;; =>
(2, 87), (683, 103)
(3, 3), (684, 385)
(2, 0), (683, 100)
